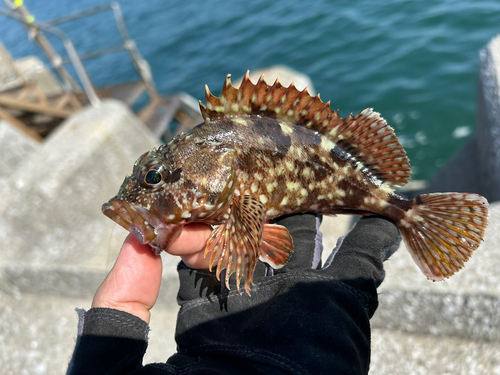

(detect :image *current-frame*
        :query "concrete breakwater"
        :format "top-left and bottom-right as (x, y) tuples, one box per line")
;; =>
(0, 53), (499, 374)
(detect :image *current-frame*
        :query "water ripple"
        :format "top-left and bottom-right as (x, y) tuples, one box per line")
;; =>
(1, 0), (500, 179)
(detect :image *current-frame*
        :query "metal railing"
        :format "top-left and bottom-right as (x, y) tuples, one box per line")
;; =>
(0, 1), (159, 107)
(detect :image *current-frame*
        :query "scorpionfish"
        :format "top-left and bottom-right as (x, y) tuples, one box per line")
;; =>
(103, 71), (489, 294)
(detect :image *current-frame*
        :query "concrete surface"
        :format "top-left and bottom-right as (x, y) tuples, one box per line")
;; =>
(0, 41), (22, 92)
(0, 119), (41, 194)
(0, 45), (63, 97)
(371, 328), (500, 375)
(0, 99), (190, 303)
(13, 56), (63, 97)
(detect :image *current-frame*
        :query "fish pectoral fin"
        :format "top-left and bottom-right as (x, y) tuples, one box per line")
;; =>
(204, 195), (266, 295)
(259, 224), (294, 269)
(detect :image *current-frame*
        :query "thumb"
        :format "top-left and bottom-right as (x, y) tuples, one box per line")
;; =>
(92, 234), (163, 324)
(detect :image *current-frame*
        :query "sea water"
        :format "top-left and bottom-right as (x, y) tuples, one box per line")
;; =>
(1, 0), (500, 180)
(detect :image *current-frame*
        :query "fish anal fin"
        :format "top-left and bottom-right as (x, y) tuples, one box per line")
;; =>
(259, 224), (294, 269)
(398, 193), (489, 280)
(204, 195), (266, 295)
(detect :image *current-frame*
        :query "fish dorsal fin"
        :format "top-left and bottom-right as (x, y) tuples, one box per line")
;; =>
(200, 71), (411, 187)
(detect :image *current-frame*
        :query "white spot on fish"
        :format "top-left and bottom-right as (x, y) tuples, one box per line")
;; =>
(280, 196), (288, 206)
(378, 200), (389, 208)
(320, 137), (336, 151)
(267, 208), (279, 216)
(300, 188), (308, 197)
(259, 195), (269, 204)
(181, 211), (191, 219)
(233, 117), (249, 126)
(167, 214), (176, 221)
(285, 160), (295, 171)
(279, 122), (294, 134)
(296, 147), (304, 158)
(267, 182), (277, 193)
(399, 219), (411, 228)
(286, 181), (301, 191)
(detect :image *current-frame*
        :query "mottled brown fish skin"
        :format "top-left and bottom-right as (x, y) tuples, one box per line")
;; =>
(103, 72), (489, 295)
(191, 116), (407, 220)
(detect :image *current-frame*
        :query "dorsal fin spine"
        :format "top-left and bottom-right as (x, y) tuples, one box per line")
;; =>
(200, 72), (412, 186)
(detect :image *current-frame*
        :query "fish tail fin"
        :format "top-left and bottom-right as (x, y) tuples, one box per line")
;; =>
(399, 192), (488, 280)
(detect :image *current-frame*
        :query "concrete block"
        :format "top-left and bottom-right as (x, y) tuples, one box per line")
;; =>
(0, 120), (41, 194)
(0, 100), (191, 299)
(475, 35), (500, 202)
(370, 328), (500, 375)
(0, 288), (178, 375)
(0, 42), (22, 92)
(13, 56), (63, 97)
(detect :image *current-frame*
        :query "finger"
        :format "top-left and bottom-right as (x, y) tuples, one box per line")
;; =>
(165, 223), (213, 269)
(166, 223), (212, 256)
(92, 234), (163, 323)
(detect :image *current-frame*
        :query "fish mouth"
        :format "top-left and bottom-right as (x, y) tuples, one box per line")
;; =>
(102, 199), (182, 255)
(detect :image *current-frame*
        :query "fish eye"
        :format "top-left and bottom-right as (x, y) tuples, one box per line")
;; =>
(144, 169), (163, 186)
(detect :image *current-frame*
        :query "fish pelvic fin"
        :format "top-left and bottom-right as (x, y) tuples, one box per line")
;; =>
(199, 72), (411, 187)
(399, 193), (489, 280)
(259, 224), (294, 268)
(204, 195), (266, 295)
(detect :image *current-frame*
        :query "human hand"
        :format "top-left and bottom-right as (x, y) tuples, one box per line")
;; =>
(170, 214), (401, 374)
(92, 224), (212, 323)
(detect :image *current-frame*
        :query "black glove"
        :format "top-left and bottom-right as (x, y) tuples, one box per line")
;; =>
(170, 214), (401, 375)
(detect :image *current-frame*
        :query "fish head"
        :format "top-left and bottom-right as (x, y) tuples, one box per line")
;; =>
(102, 142), (237, 254)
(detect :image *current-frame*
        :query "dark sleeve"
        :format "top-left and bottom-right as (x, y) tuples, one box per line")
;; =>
(67, 307), (150, 375)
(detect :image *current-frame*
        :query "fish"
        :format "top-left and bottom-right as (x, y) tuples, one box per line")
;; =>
(102, 71), (489, 295)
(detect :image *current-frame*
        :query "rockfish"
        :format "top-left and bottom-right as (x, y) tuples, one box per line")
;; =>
(102, 72), (489, 294)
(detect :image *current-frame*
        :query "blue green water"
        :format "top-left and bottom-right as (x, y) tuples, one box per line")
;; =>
(2, 0), (500, 180)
